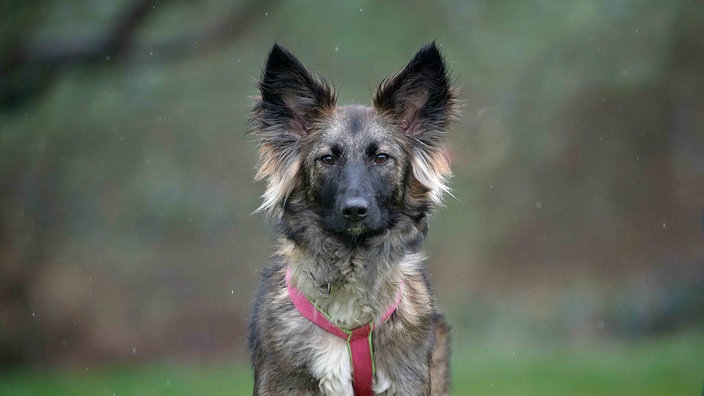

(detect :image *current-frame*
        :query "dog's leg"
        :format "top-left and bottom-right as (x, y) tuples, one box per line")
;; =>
(430, 313), (451, 396)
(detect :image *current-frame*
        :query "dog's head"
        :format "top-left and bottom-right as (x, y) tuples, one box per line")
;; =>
(250, 43), (457, 241)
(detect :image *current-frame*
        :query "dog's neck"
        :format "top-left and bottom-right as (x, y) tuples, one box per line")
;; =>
(278, 229), (423, 329)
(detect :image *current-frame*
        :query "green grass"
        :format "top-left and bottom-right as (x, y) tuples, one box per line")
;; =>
(452, 332), (704, 395)
(0, 363), (253, 396)
(1, 333), (702, 395)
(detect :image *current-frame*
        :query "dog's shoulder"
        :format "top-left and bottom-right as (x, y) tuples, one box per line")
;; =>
(248, 260), (287, 353)
(254, 260), (286, 299)
(250, 259), (290, 314)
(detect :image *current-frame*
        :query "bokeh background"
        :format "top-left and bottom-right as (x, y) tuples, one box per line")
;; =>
(1, 0), (703, 394)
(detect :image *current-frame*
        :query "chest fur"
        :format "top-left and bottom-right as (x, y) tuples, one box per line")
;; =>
(309, 331), (391, 395)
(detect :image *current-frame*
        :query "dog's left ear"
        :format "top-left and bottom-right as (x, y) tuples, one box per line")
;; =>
(373, 42), (457, 138)
(374, 43), (458, 208)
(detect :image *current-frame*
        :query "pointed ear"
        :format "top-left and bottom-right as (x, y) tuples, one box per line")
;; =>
(374, 43), (458, 208)
(252, 44), (336, 138)
(250, 45), (336, 217)
(373, 42), (457, 137)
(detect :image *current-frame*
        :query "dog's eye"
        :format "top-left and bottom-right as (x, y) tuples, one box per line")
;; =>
(320, 155), (335, 166)
(374, 153), (390, 164)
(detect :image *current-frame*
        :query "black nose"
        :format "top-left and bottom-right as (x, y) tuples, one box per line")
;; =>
(342, 197), (369, 221)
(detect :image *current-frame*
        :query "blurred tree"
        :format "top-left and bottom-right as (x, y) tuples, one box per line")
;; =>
(468, 2), (704, 281)
(0, 0), (275, 367)
(0, 0), (276, 108)
(1, 0), (703, 369)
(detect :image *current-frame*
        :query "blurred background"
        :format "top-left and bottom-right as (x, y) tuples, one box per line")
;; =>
(1, 0), (703, 394)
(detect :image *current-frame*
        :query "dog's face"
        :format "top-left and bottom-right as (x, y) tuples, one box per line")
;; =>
(251, 43), (457, 241)
(305, 106), (405, 236)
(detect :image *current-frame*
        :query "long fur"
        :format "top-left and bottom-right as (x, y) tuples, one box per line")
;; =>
(248, 42), (458, 395)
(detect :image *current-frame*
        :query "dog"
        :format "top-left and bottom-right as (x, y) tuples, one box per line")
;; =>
(248, 42), (458, 395)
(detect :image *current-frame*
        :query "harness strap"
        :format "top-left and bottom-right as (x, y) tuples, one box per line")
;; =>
(286, 269), (403, 396)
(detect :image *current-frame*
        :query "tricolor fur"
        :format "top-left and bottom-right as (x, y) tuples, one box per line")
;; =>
(248, 42), (458, 395)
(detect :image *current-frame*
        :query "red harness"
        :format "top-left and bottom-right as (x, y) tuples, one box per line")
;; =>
(286, 269), (403, 396)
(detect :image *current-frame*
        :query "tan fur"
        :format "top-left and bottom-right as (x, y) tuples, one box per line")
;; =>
(253, 145), (301, 216)
(410, 146), (453, 207)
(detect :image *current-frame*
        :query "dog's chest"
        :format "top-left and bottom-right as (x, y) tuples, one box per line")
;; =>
(308, 331), (391, 395)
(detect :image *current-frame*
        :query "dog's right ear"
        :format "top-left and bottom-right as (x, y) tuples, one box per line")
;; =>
(250, 44), (336, 217)
(252, 44), (336, 139)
